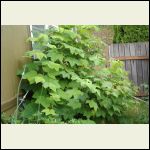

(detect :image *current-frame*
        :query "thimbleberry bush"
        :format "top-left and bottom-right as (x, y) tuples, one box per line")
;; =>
(14, 25), (136, 124)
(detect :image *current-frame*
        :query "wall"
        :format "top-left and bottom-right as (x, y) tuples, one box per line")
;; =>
(1, 25), (31, 114)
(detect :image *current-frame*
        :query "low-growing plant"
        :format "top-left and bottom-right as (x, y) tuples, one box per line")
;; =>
(9, 25), (138, 124)
(1, 112), (12, 124)
(118, 100), (149, 124)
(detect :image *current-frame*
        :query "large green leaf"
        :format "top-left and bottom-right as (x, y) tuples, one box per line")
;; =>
(60, 28), (79, 40)
(67, 99), (81, 109)
(62, 43), (84, 58)
(50, 93), (61, 102)
(27, 34), (49, 44)
(42, 108), (56, 116)
(111, 89), (119, 97)
(21, 102), (38, 118)
(89, 54), (100, 65)
(65, 88), (83, 99)
(51, 35), (65, 41)
(68, 81), (80, 89)
(26, 62), (39, 71)
(65, 57), (79, 67)
(55, 106), (76, 120)
(35, 96), (51, 108)
(101, 81), (113, 89)
(56, 88), (83, 101)
(57, 89), (68, 100)
(59, 80), (69, 90)
(23, 71), (45, 84)
(47, 49), (63, 62)
(35, 74), (45, 84)
(46, 43), (57, 49)
(42, 61), (62, 71)
(79, 59), (89, 67)
(25, 50), (47, 60)
(79, 79), (100, 95)
(23, 70), (37, 84)
(42, 66), (59, 78)
(100, 99), (112, 109)
(59, 71), (70, 79)
(43, 77), (60, 92)
(86, 100), (98, 111)
(112, 105), (121, 113)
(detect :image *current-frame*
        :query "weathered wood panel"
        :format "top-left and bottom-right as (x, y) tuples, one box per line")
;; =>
(109, 42), (149, 96)
(1, 25), (31, 114)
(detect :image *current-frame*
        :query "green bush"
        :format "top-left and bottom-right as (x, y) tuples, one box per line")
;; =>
(6, 25), (138, 124)
(113, 25), (149, 43)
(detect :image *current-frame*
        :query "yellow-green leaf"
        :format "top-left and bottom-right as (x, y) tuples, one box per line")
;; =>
(42, 108), (56, 116)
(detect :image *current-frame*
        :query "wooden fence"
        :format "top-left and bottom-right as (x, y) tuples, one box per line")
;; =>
(1, 25), (31, 114)
(109, 42), (149, 96)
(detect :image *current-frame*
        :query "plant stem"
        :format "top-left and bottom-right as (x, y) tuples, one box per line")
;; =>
(14, 65), (26, 123)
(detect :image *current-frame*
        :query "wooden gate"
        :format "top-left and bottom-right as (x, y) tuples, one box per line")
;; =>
(109, 42), (149, 96)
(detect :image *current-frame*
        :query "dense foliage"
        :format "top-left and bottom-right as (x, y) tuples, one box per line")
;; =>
(9, 25), (138, 124)
(113, 25), (149, 43)
(2, 100), (149, 124)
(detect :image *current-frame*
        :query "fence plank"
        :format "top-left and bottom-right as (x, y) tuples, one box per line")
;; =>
(129, 43), (138, 86)
(118, 44), (125, 69)
(145, 42), (149, 85)
(124, 43), (132, 80)
(140, 43), (148, 92)
(109, 44), (114, 57)
(113, 44), (119, 57)
(135, 43), (143, 92)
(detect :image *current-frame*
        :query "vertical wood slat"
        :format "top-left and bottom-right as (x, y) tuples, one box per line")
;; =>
(145, 43), (149, 85)
(129, 43), (138, 86)
(118, 44), (125, 70)
(109, 44), (114, 58)
(140, 43), (148, 92)
(124, 43), (132, 80)
(113, 44), (119, 57)
(136, 43), (143, 92)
